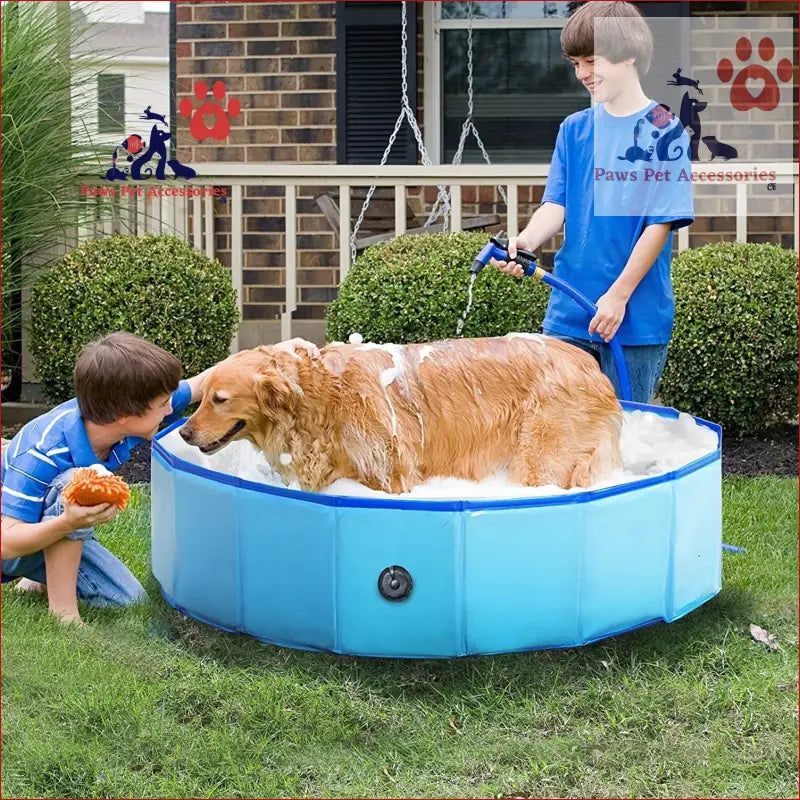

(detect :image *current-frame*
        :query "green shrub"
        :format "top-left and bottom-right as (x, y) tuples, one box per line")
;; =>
(659, 242), (797, 435)
(326, 232), (550, 344)
(30, 234), (239, 403)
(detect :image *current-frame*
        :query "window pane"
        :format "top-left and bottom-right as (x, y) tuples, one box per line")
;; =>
(442, 29), (589, 162)
(97, 74), (125, 134)
(442, 2), (580, 20)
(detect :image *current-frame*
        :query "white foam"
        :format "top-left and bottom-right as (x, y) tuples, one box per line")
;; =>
(378, 344), (406, 387)
(356, 343), (406, 387)
(279, 453), (293, 466)
(418, 345), (434, 364)
(89, 463), (113, 477)
(619, 410), (717, 476)
(356, 343), (407, 437)
(348, 332), (364, 345)
(162, 409), (718, 500)
(505, 331), (547, 349)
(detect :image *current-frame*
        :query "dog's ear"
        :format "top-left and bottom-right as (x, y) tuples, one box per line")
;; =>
(254, 364), (303, 414)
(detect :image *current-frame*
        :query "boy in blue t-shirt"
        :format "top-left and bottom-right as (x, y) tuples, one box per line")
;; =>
(1, 331), (317, 624)
(493, 0), (693, 403)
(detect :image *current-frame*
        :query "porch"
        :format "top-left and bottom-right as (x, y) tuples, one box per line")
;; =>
(76, 161), (799, 351)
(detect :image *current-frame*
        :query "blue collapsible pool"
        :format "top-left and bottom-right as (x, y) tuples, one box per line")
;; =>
(150, 254), (722, 658)
(151, 404), (721, 658)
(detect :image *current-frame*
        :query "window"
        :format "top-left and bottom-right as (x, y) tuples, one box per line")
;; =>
(442, 2), (579, 20)
(435, 2), (588, 163)
(97, 74), (125, 134)
(429, 2), (689, 163)
(442, 28), (587, 163)
(336, 2), (417, 164)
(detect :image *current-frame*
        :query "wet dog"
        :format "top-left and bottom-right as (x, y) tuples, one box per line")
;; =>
(179, 335), (623, 493)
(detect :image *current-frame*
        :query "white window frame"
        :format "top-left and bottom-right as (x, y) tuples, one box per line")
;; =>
(423, 2), (569, 165)
(97, 73), (127, 135)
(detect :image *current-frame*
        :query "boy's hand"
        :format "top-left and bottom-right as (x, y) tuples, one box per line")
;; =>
(188, 364), (218, 404)
(489, 234), (535, 278)
(275, 337), (321, 359)
(589, 291), (628, 342)
(61, 500), (118, 531)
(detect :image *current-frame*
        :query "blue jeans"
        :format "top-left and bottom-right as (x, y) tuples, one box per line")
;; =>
(544, 331), (669, 404)
(1, 469), (146, 607)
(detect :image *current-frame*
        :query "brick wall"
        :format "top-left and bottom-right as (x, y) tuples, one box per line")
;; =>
(174, 1), (797, 345)
(690, 2), (797, 247)
(685, 3), (797, 247)
(175, 1), (338, 343)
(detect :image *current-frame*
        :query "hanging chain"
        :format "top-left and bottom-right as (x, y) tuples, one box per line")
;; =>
(350, 2), (450, 261)
(350, 0), (510, 260)
(426, 0), (506, 228)
(454, 0), (476, 164)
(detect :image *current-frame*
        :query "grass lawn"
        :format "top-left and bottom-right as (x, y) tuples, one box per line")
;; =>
(2, 476), (797, 798)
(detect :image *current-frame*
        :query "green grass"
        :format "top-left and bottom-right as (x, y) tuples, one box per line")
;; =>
(2, 477), (797, 798)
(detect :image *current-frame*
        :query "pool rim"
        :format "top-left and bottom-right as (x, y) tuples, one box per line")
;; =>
(152, 400), (722, 513)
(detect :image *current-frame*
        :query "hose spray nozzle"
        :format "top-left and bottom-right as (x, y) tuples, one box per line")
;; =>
(471, 231), (539, 276)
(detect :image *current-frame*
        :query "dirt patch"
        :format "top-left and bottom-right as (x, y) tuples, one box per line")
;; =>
(721, 423), (797, 478)
(116, 441), (152, 484)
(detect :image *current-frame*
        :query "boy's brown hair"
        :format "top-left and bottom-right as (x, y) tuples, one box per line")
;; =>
(562, 1), (653, 77)
(74, 332), (182, 423)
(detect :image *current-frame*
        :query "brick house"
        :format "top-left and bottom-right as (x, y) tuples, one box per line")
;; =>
(172, 0), (798, 347)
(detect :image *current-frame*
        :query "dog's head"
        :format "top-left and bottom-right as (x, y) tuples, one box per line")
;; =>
(179, 347), (304, 454)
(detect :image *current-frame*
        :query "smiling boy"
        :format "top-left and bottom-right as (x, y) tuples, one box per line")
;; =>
(493, 1), (694, 403)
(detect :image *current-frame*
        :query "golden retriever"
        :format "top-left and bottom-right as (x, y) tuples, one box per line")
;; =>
(179, 335), (622, 493)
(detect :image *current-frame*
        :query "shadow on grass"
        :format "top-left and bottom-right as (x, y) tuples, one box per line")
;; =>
(144, 566), (758, 702)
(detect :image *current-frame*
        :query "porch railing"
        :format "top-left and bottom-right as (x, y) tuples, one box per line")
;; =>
(78, 162), (799, 349)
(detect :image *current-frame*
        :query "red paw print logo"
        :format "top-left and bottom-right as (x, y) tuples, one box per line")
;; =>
(717, 37), (793, 112)
(179, 80), (241, 142)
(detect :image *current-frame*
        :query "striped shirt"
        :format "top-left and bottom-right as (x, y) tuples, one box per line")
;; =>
(1, 380), (191, 523)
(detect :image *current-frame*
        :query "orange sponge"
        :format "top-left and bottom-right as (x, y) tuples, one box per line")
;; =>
(62, 468), (131, 511)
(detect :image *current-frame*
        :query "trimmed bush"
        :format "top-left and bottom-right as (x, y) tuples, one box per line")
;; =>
(659, 242), (797, 435)
(30, 234), (239, 403)
(326, 232), (550, 344)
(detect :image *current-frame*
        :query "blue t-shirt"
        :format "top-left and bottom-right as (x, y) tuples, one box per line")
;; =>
(541, 100), (694, 345)
(1, 380), (191, 523)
